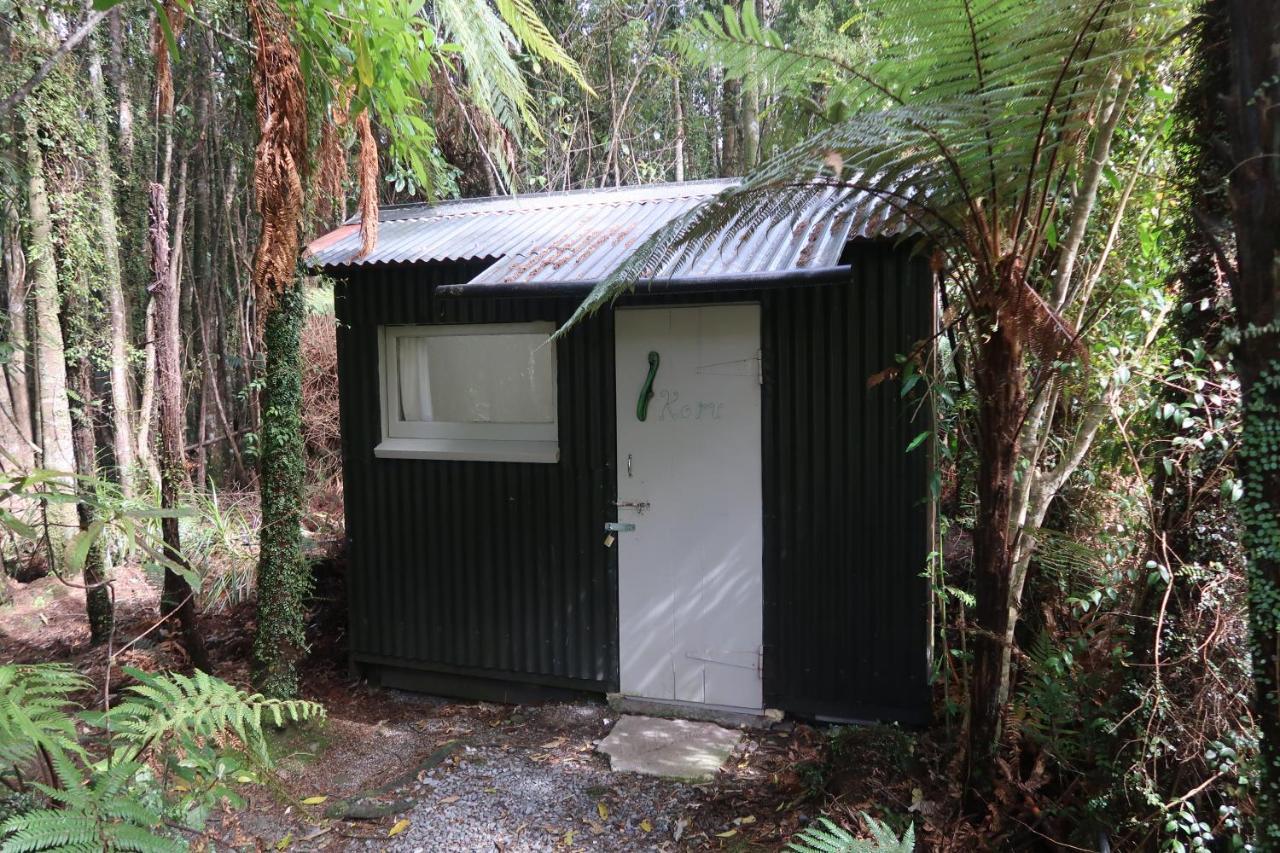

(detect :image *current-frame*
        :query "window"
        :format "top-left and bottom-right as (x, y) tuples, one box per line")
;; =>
(377, 323), (559, 462)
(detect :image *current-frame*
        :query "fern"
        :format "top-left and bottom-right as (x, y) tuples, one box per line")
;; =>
(0, 665), (89, 780)
(789, 814), (916, 853)
(493, 0), (593, 94)
(558, 0), (1185, 336)
(0, 664), (325, 853)
(107, 668), (324, 765)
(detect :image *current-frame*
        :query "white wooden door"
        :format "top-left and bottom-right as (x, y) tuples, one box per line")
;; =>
(615, 304), (763, 711)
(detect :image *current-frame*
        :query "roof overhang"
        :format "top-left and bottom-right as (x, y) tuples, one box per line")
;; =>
(433, 265), (853, 298)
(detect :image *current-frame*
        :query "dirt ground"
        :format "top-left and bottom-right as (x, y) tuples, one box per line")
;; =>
(2, 563), (936, 851)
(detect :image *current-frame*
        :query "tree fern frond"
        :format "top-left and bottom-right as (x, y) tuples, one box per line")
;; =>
(493, 0), (593, 94)
(0, 665), (89, 781)
(435, 0), (535, 138)
(559, 0), (1184, 339)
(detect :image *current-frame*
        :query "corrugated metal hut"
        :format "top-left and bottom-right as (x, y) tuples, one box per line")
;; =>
(309, 179), (934, 724)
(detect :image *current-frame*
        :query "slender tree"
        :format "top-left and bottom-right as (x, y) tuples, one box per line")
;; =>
(148, 182), (210, 671)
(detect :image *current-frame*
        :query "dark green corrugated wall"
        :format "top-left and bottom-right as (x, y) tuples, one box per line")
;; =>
(334, 242), (932, 722)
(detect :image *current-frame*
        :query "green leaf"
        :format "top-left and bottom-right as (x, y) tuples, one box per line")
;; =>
(905, 431), (929, 453)
(65, 520), (105, 574)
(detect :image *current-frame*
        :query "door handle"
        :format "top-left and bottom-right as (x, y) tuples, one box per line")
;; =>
(636, 351), (660, 421)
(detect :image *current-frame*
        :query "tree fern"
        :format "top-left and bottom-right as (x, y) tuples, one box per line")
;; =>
(789, 814), (916, 853)
(559, 0), (1184, 332)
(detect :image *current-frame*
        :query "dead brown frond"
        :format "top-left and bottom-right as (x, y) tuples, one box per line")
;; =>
(1017, 282), (1086, 366)
(315, 116), (347, 224)
(355, 110), (379, 259)
(431, 67), (515, 195)
(150, 1), (187, 119)
(248, 0), (308, 326)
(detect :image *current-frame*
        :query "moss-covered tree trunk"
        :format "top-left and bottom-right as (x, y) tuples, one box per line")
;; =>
(251, 281), (308, 698)
(24, 116), (78, 558)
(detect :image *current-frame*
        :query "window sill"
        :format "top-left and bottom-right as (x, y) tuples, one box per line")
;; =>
(374, 438), (560, 463)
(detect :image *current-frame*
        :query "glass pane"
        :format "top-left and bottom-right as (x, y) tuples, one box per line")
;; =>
(396, 333), (554, 424)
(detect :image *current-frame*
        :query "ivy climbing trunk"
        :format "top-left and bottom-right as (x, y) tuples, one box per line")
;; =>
(87, 38), (137, 498)
(1218, 0), (1280, 842)
(247, 0), (310, 699)
(149, 182), (210, 672)
(251, 282), (308, 697)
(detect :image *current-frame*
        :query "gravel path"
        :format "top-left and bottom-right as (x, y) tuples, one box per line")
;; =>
(214, 690), (799, 851)
(363, 703), (712, 851)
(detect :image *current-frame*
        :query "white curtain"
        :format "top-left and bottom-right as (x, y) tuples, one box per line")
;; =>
(397, 337), (435, 422)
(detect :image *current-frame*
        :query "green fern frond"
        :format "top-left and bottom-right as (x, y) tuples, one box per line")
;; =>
(493, 0), (594, 94)
(559, 0), (1185, 338)
(0, 811), (99, 853)
(672, 5), (861, 100)
(0, 665), (90, 781)
(788, 814), (915, 853)
(435, 0), (536, 137)
(108, 668), (324, 765)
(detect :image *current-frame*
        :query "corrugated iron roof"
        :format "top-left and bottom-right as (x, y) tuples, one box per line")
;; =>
(306, 178), (911, 282)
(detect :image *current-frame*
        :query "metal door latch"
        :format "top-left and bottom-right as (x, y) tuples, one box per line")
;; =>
(612, 500), (650, 513)
(604, 522), (636, 532)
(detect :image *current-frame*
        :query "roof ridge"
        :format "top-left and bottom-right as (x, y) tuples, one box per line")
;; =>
(364, 178), (737, 224)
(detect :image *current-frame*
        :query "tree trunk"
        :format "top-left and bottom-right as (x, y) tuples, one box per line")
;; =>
(88, 38), (137, 497)
(1219, 0), (1280, 841)
(252, 282), (309, 698)
(2, 208), (33, 450)
(24, 117), (78, 553)
(108, 9), (133, 169)
(720, 77), (740, 177)
(148, 182), (210, 672)
(2, 210), (34, 466)
(965, 266), (1027, 808)
(740, 0), (761, 172)
(67, 349), (113, 645)
(673, 75), (685, 183)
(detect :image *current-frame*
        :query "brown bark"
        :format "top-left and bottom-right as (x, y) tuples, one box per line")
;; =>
(148, 182), (210, 672)
(2, 210), (34, 465)
(965, 262), (1028, 808)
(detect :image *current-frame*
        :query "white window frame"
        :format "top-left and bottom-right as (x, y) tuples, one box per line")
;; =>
(376, 322), (559, 463)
